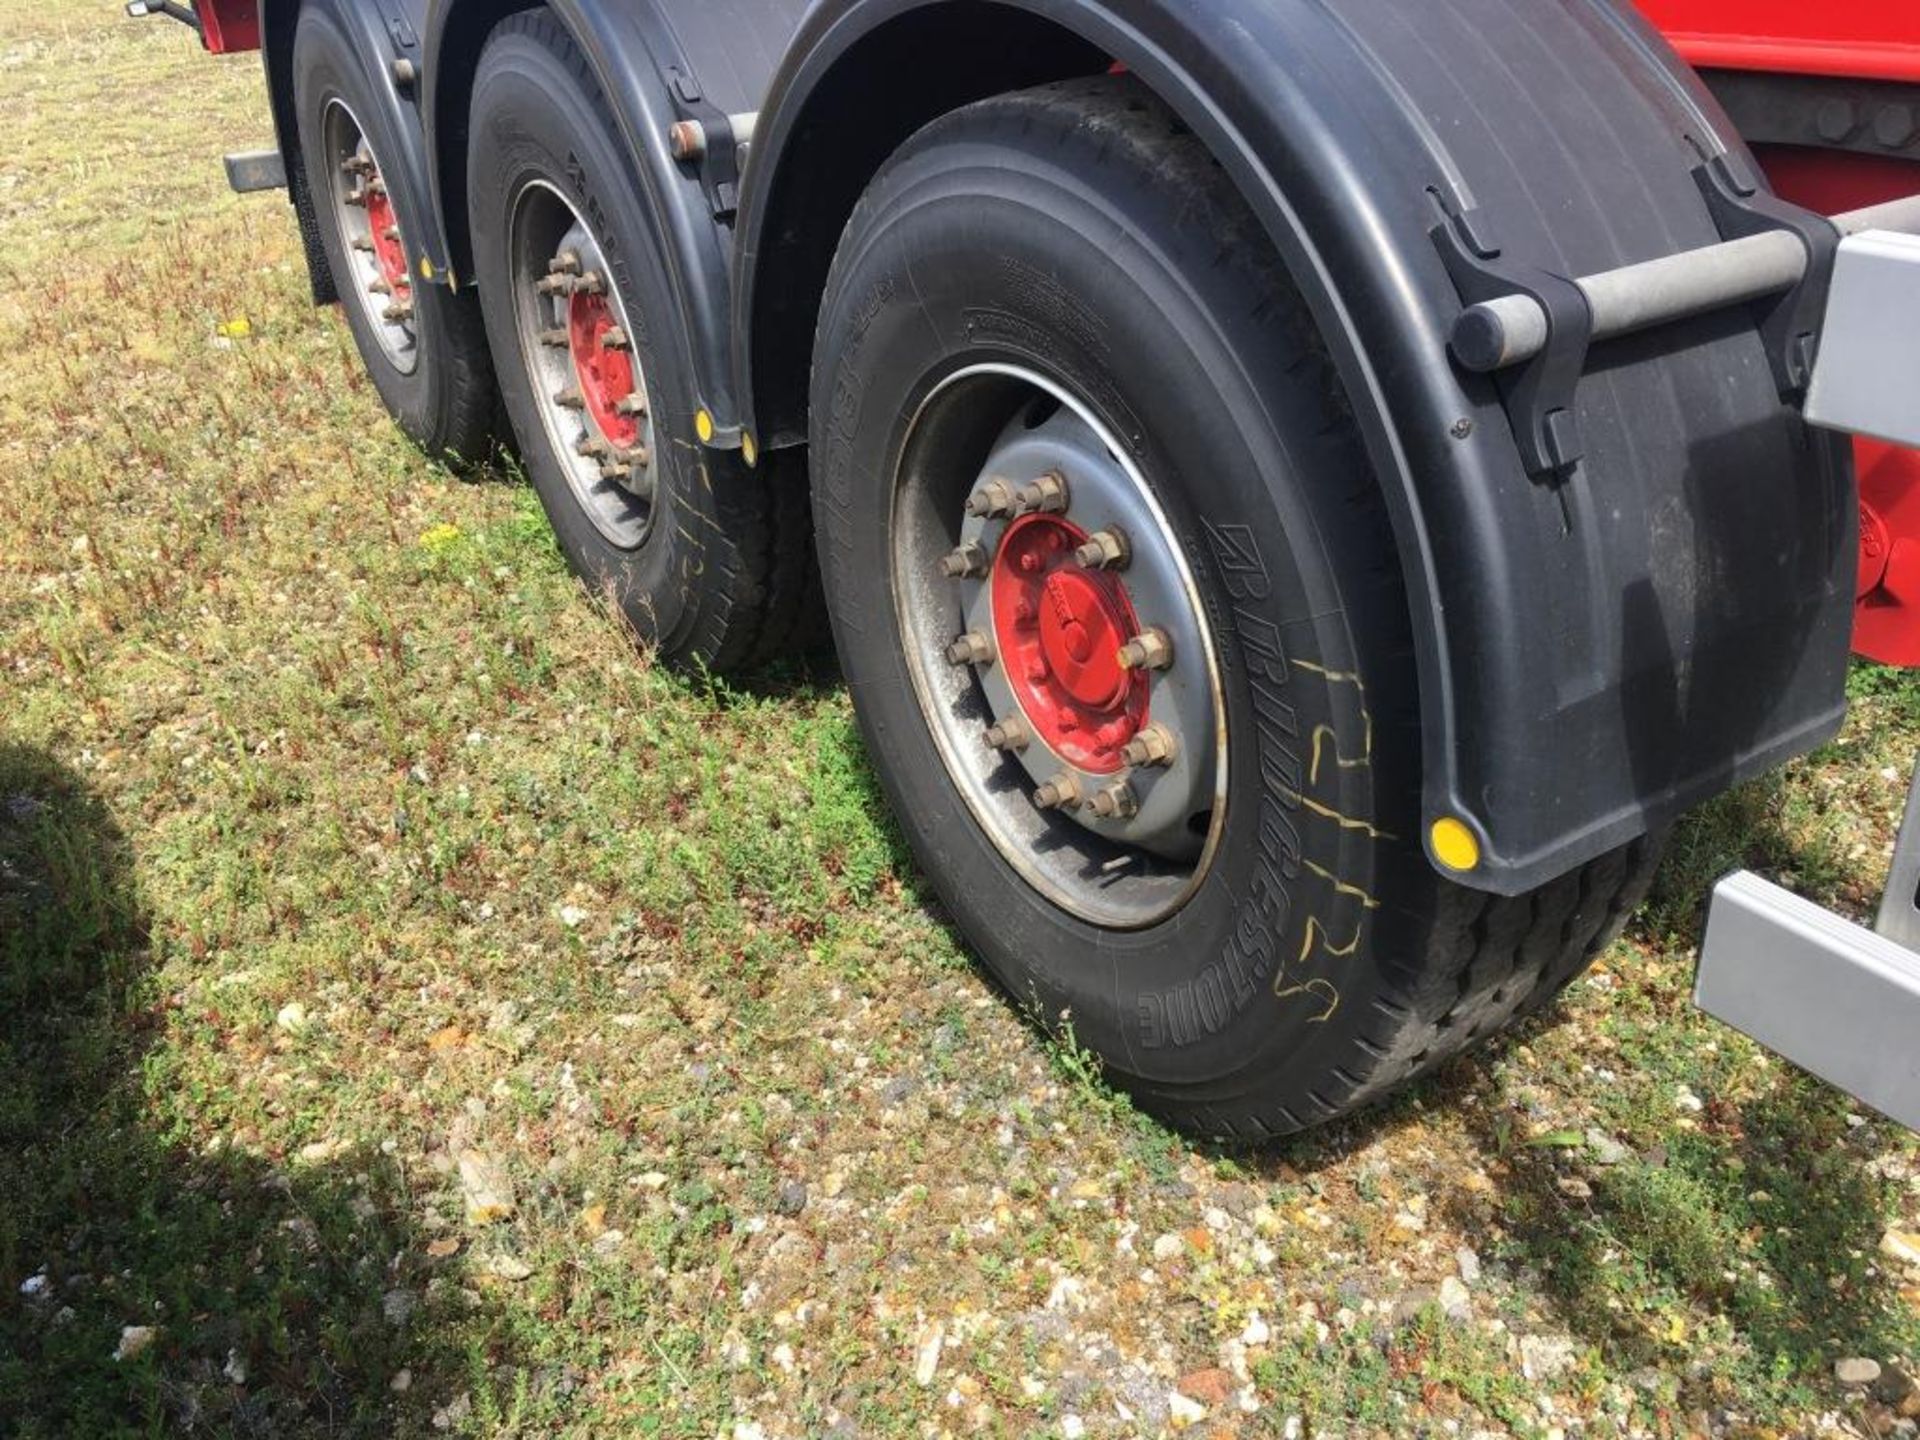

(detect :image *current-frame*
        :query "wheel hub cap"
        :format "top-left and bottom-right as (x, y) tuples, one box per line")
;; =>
(993, 514), (1147, 772)
(569, 288), (641, 451)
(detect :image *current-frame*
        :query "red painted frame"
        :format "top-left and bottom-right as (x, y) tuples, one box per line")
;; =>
(1637, 1), (1920, 84)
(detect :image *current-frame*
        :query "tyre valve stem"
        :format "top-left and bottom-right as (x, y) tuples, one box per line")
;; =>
(1088, 782), (1139, 821)
(1016, 470), (1070, 515)
(1116, 627), (1174, 672)
(964, 477), (1022, 519)
(1121, 722), (1178, 768)
(944, 631), (995, 667)
(1073, 526), (1131, 572)
(1033, 774), (1083, 812)
(984, 716), (1031, 753)
(939, 542), (990, 579)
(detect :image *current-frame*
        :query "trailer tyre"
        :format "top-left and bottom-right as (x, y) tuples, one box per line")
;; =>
(292, 0), (496, 464)
(810, 78), (1663, 1137)
(465, 12), (819, 673)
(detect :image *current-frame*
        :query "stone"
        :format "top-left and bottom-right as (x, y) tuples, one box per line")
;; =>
(486, 1254), (533, 1282)
(1151, 1233), (1183, 1263)
(1519, 1334), (1577, 1381)
(1177, 1368), (1234, 1407)
(774, 1180), (808, 1217)
(113, 1325), (158, 1362)
(1439, 1276), (1473, 1321)
(275, 1002), (309, 1033)
(1882, 1229), (1920, 1269)
(913, 1320), (945, 1387)
(1586, 1129), (1631, 1166)
(1455, 1247), (1483, 1285)
(458, 1150), (516, 1225)
(1837, 1358), (1884, 1387)
(1167, 1390), (1207, 1427)
(1556, 1177), (1594, 1201)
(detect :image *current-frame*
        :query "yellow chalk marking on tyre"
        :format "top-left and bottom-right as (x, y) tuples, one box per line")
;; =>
(1302, 859), (1381, 911)
(1274, 977), (1341, 1024)
(1429, 816), (1482, 873)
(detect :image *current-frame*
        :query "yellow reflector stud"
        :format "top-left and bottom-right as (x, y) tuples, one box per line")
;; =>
(1429, 816), (1481, 873)
(419, 256), (434, 280)
(695, 408), (715, 444)
(741, 431), (758, 467)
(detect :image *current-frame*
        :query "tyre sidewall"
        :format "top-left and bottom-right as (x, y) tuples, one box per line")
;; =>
(812, 112), (1439, 1120)
(292, 1), (479, 457)
(466, 24), (728, 658)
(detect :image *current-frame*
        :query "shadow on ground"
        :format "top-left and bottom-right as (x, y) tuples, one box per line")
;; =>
(0, 743), (506, 1437)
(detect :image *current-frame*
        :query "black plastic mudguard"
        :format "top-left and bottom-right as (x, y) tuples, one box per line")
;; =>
(734, 0), (1857, 895)
(423, 0), (812, 442)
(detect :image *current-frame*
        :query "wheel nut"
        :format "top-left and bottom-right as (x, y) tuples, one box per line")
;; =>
(576, 436), (611, 458)
(945, 631), (995, 667)
(965, 477), (1022, 519)
(351, 236), (375, 254)
(1116, 627), (1174, 671)
(1073, 527), (1131, 571)
(601, 325), (629, 350)
(615, 393), (648, 418)
(554, 387), (585, 410)
(1121, 722), (1178, 768)
(381, 301), (413, 323)
(369, 278), (393, 296)
(536, 274), (573, 296)
(1088, 782), (1139, 821)
(985, 716), (1031, 753)
(1017, 470), (1069, 515)
(576, 271), (607, 297)
(939, 542), (990, 579)
(537, 328), (569, 349)
(1033, 774), (1082, 811)
(548, 249), (581, 276)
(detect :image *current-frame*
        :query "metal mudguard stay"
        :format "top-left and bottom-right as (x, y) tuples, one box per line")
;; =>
(733, 0), (1856, 895)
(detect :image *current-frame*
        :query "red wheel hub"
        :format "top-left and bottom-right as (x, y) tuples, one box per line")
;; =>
(568, 291), (640, 449)
(363, 182), (411, 297)
(991, 514), (1149, 773)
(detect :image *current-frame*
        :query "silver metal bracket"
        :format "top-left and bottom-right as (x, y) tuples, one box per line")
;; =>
(1696, 761), (1920, 1131)
(1877, 761), (1920, 949)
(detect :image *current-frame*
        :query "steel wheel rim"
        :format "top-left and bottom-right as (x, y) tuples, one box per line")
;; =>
(891, 364), (1228, 930)
(320, 99), (417, 374)
(507, 179), (656, 550)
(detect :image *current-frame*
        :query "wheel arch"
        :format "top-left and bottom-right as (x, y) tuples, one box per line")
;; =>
(737, 0), (1857, 897)
(424, 0), (748, 440)
(262, 0), (445, 300)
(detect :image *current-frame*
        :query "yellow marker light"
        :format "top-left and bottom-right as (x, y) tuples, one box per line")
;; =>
(695, 408), (715, 444)
(1429, 816), (1481, 873)
(418, 256), (434, 279)
(741, 431), (758, 467)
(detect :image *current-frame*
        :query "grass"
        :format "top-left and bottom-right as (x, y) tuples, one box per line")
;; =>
(2, 3), (1919, 1435)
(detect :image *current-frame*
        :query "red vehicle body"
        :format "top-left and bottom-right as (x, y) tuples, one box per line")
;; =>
(1640, 1), (1920, 665)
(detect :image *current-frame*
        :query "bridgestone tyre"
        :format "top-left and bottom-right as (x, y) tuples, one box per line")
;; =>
(466, 13), (819, 673)
(810, 78), (1663, 1138)
(292, 0), (497, 464)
